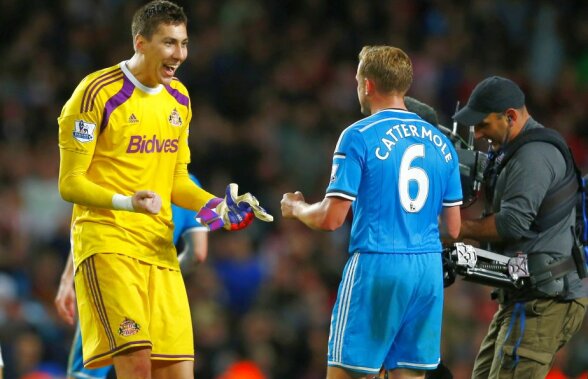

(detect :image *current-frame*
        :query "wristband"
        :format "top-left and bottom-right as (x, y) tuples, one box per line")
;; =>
(112, 194), (135, 211)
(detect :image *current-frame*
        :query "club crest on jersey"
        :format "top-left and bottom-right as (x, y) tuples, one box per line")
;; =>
(168, 108), (182, 127)
(72, 120), (96, 143)
(118, 317), (141, 337)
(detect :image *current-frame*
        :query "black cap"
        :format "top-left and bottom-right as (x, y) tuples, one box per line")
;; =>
(453, 76), (525, 126)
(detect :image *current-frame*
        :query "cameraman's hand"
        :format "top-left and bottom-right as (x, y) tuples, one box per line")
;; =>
(442, 247), (457, 288)
(425, 361), (453, 379)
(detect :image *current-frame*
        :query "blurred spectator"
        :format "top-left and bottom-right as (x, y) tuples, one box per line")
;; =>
(217, 360), (266, 379)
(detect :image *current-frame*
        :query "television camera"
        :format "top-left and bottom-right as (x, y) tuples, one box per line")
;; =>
(435, 109), (487, 208)
(442, 242), (531, 289)
(437, 105), (585, 295)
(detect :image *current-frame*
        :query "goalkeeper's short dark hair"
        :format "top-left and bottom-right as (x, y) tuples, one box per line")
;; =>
(131, 0), (187, 40)
(405, 96), (439, 127)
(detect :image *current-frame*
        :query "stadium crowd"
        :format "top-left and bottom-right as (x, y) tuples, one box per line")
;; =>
(0, 0), (587, 378)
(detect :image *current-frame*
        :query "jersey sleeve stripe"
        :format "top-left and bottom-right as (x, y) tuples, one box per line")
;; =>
(81, 68), (123, 113)
(326, 191), (356, 201)
(86, 73), (125, 113)
(443, 200), (463, 207)
(100, 77), (135, 132)
(165, 84), (190, 107)
(80, 67), (121, 112)
(357, 117), (427, 133)
(334, 153), (346, 159)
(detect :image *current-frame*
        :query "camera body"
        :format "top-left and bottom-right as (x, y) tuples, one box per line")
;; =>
(456, 148), (487, 206)
(435, 123), (487, 207)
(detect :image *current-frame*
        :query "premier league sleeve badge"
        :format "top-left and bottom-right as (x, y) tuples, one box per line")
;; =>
(72, 120), (96, 143)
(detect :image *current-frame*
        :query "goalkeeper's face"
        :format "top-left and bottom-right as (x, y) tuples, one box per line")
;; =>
(136, 22), (188, 86)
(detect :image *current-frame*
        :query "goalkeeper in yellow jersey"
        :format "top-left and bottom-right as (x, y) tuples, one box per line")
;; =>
(57, 1), (271, 378)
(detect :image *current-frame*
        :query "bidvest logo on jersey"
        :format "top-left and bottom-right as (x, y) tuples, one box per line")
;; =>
(126, 134), (179, 153)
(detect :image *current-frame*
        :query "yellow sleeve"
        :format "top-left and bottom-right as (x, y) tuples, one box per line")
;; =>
(171, 163), (216, 210)
(57, 67), (120, 209)
(58, 148), (117, 208)
(176, 96), (192, 166)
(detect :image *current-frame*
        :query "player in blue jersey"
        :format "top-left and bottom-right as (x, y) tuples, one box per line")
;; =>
(281, 45), (462, 379)
(55, 174), (207, 379)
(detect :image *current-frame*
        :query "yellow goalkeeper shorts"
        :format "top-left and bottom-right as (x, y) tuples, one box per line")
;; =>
(74, 253), (194, 368)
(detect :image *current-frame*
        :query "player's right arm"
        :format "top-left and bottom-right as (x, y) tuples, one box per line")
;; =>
(282, 125), (358, 231)
(281, 192), (351, 231)
(58, 75), (115, 208)
(58, 72), (160, 214)
(59, 146), (161, 214)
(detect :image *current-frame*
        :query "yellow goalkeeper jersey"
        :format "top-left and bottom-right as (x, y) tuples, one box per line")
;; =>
(59, 62), (207, 270)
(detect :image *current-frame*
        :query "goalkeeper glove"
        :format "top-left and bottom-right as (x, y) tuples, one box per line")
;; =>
(196, 183), (273, 231)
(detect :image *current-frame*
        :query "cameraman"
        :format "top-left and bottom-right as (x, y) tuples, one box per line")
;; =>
(452, 76), (588, 379)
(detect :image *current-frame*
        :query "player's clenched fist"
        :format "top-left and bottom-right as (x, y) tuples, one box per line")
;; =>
(132, 190), (162, 214)
(281, 191), (305, 218)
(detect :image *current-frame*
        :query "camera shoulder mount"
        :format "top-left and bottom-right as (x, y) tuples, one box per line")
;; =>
(443, 243), (530, 288)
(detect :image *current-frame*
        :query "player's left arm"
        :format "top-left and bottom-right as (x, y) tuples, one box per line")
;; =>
(439, 141), (463, 241)
(172, 105), (273, 231)
(441, 206), (461, 240)
(172, 161), (273, 231)
(281, 192), (351, 231)
(170, 92), (216, 210)
(171, 163), (217, 210)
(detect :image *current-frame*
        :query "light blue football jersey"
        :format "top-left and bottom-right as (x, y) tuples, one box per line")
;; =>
(326, 109), (462, 254)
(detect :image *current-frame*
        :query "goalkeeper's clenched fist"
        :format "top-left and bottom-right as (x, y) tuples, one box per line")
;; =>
(196, 183), (273, 231)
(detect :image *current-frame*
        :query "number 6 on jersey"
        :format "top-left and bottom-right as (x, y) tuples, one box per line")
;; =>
(399, 144), (428, 213)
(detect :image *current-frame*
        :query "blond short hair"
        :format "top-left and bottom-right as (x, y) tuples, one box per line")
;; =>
(358, 46), (413, 94)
